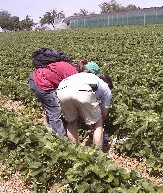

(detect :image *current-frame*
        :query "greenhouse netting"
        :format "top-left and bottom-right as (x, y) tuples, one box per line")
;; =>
(69, 8), (163, 28)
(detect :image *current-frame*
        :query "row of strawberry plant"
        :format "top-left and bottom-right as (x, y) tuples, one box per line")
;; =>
(0, 25), (163, 175)
(0, 107), (162, 192)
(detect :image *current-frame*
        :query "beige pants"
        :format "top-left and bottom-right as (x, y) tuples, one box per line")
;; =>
(57, 86), (101, 125)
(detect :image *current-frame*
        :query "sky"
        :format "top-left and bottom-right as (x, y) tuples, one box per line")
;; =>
(0, 0), (163, 23)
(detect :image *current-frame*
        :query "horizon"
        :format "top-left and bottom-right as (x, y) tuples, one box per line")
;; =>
(1, 0), (163, 23)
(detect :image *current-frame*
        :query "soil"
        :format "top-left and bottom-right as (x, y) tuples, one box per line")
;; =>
(0, 99), (163, 192)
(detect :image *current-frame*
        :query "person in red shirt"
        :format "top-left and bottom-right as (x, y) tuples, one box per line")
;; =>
(28, 48), (86, 136)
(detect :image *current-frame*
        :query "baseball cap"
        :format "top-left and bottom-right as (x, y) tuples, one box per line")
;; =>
(85, 62), (100, 75)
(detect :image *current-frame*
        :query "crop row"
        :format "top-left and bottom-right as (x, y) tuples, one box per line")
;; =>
(0, 107), (162, 192)
(0, 24), (163, 190)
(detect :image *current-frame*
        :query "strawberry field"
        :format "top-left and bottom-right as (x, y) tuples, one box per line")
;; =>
(0, 24), (163, 192)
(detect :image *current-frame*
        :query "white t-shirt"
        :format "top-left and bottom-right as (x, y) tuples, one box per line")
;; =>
(58, 72), (112, 109)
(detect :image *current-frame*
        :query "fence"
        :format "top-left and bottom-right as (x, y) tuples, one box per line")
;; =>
(69, 9), (163, 28)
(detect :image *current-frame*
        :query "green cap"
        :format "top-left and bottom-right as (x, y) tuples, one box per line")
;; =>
(85, 62), (100, 75)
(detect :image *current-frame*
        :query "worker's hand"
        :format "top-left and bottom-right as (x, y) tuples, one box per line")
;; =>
(101, 107), (108, 120)
(79, 59), (88, 65)
(73, 59), (88, 72)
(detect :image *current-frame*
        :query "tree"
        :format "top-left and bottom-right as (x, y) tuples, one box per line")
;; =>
(0, 10), (21, 31)
(99, 0), (138, 13)
(0, 10), (11, 30)
(8, 16), (19, 31)
(126, 4), (140, 11)
(40, 9), (65, 29)
(73, 9), (95, 16)
(19, 15), (35, 31)
(0, 10), (35, 31)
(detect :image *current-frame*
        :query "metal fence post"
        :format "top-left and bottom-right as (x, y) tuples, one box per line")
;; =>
(127, 14), (128, 25)
(112, 15), (113, 26)
(117, 15), (118, 26)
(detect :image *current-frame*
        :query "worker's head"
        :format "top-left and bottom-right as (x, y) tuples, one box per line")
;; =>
(83, 61), (100, 75)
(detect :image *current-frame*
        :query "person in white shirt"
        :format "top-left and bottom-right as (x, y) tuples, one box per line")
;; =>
(57, 72), (113, 150)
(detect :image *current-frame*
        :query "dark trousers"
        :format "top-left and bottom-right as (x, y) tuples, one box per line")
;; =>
(28, 73), (66, 136)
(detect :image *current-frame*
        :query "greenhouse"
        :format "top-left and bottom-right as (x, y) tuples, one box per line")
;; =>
(63, 7), (163, 28)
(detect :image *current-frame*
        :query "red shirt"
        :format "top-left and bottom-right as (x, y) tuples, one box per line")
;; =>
(33, 61), (78, 90)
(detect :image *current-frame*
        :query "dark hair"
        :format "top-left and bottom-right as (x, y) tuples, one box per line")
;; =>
(98, 74), (113, 90)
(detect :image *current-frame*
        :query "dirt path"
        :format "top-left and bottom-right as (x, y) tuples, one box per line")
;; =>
(0, 99), (162, 192)
(108, 144), (163, 187)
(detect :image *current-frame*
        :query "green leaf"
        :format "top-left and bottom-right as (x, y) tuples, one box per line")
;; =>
(77, 181), (90, 193)
(125, 142), (132, 150)
(28, 161), (42, 169)
(143, 139), (151, 147)
(106, 173), (114, 183)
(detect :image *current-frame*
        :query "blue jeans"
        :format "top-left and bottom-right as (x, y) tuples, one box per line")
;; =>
(28, 73), (66, 136)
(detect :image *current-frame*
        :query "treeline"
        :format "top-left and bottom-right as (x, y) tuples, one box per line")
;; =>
(0, 0), (140, 31)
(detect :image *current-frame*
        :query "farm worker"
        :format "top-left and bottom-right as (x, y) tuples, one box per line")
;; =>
(28, 47), (100, 137)
(56, 72), (113, 149)
(28, 48), (87, 136)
